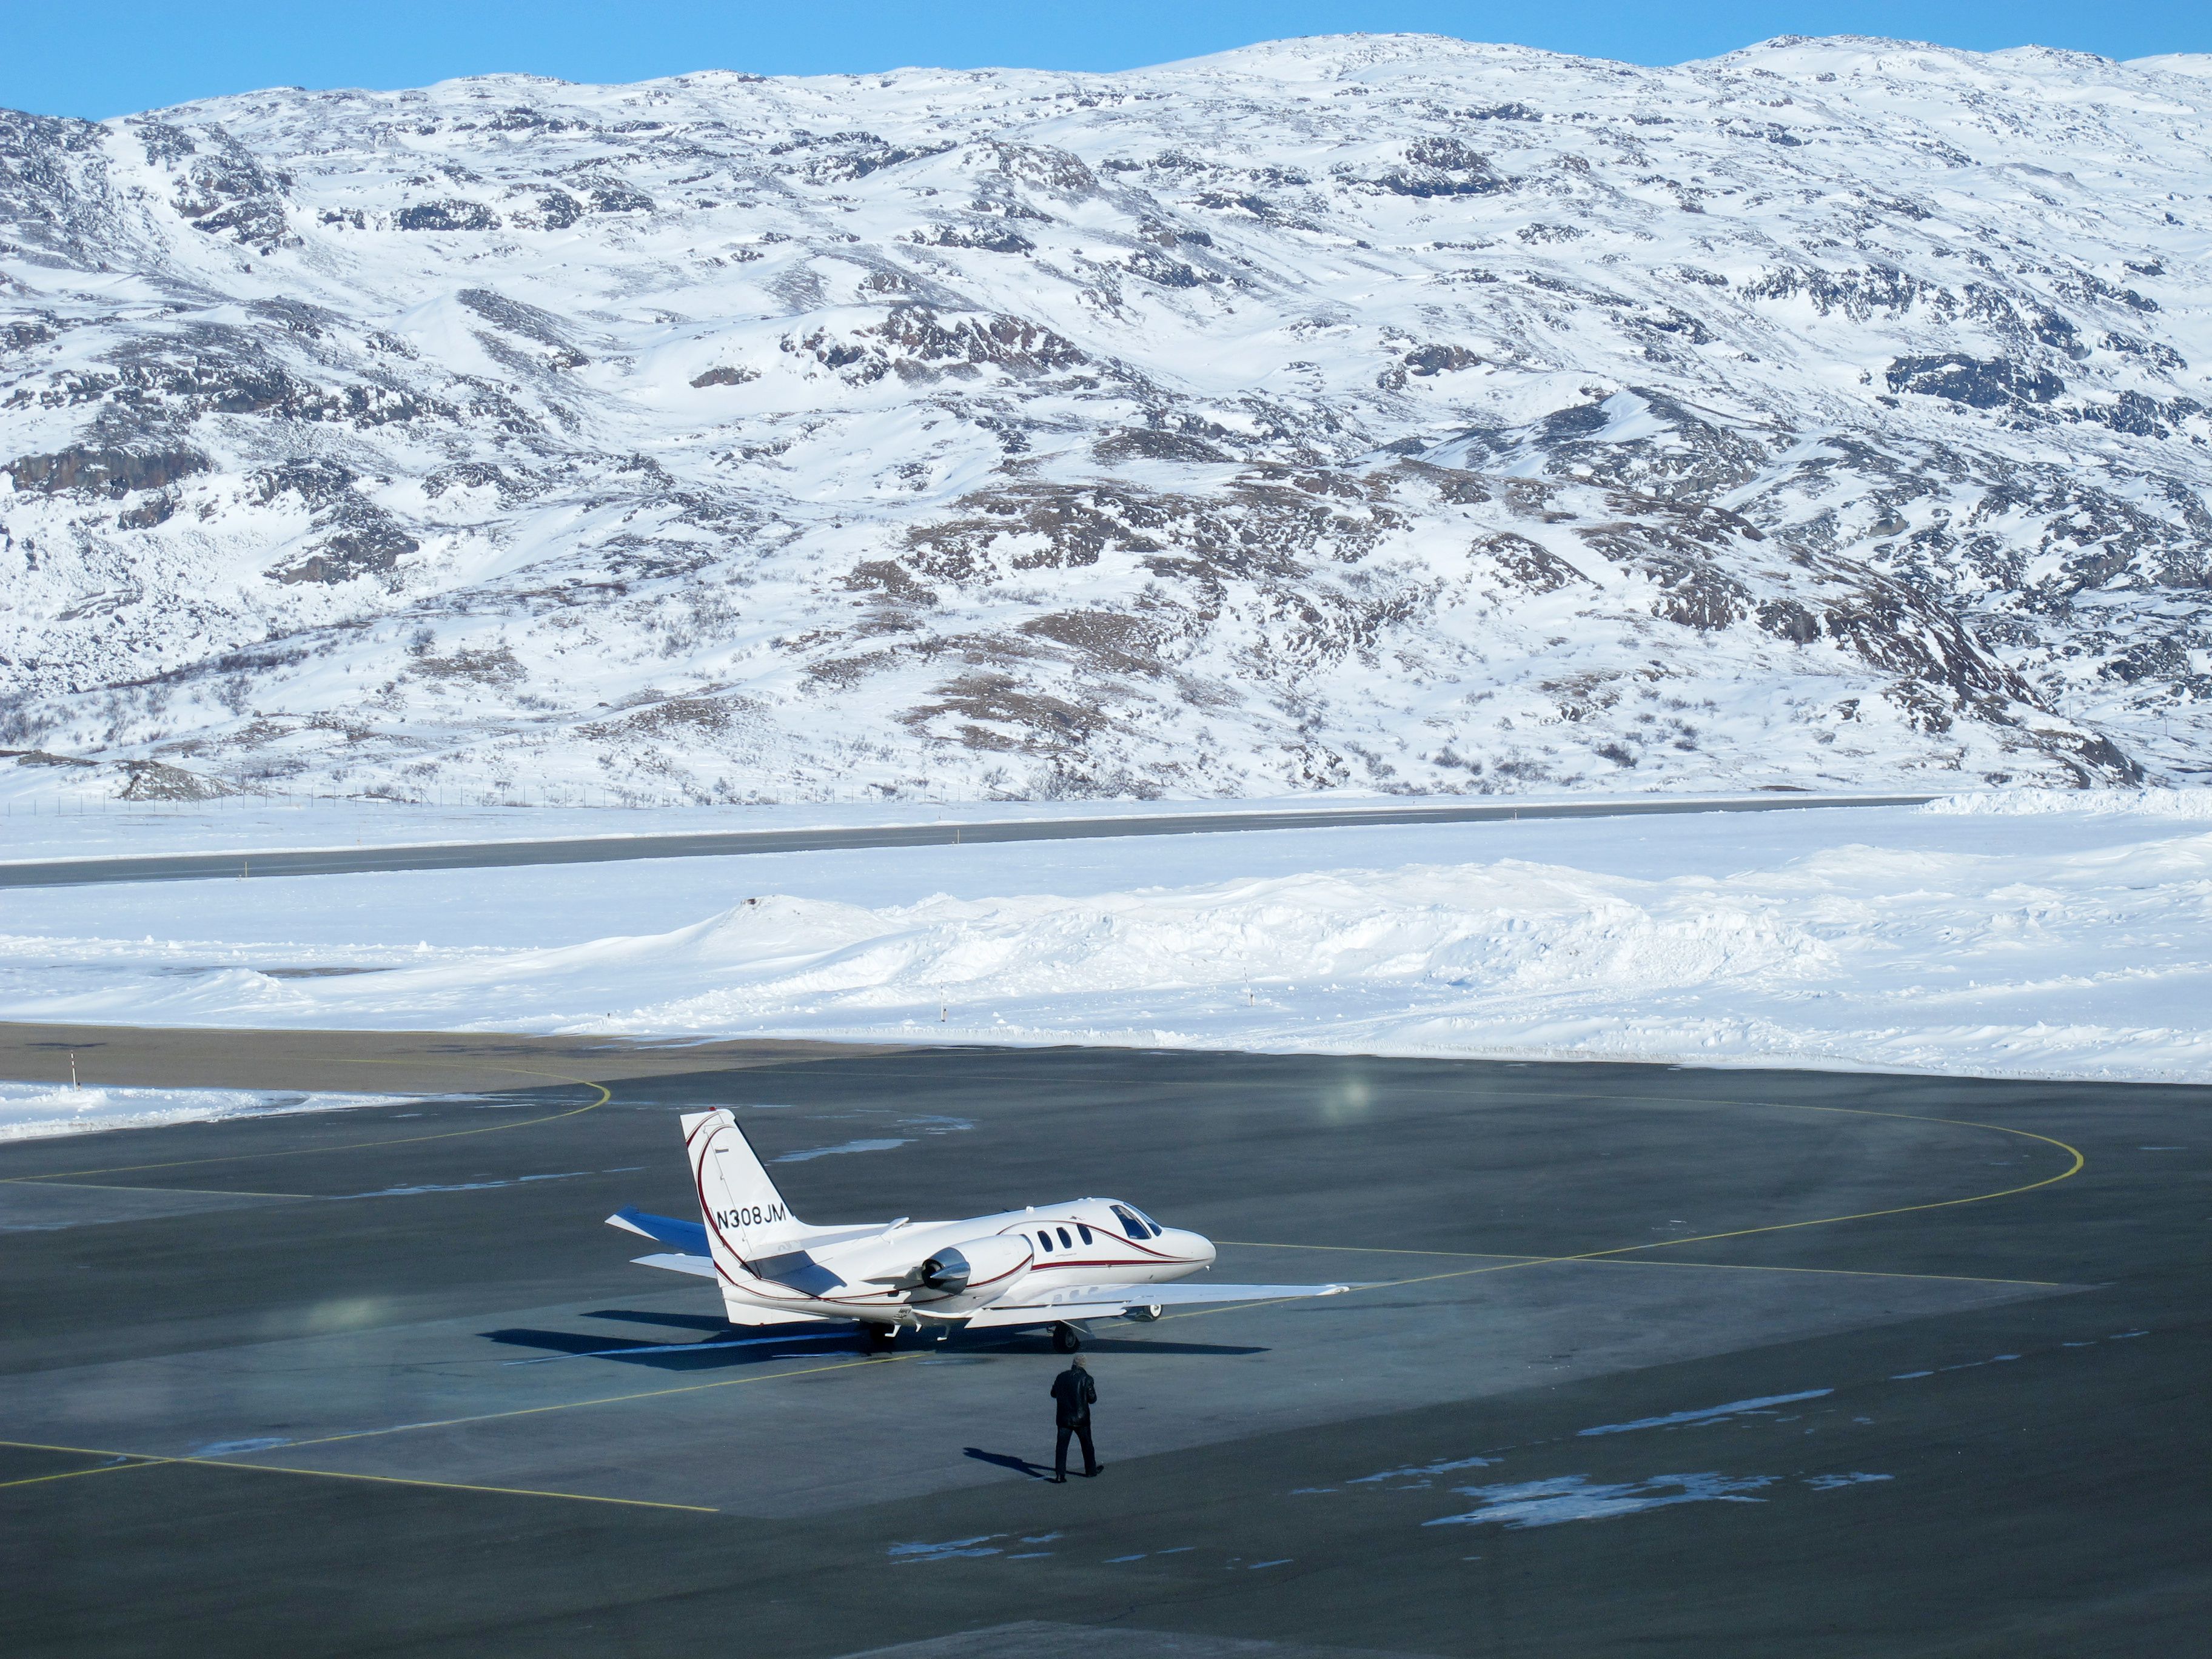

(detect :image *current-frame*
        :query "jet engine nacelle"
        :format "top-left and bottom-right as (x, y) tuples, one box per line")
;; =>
(912, 1234), (1032, 1302)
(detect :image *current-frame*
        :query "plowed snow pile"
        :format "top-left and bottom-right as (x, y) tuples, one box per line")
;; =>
(2, 797), (2204, 1083)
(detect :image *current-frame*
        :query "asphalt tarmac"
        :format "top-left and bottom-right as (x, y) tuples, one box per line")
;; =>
(2, 1036), (2203, 1658)
(0, 792), (1936, 888)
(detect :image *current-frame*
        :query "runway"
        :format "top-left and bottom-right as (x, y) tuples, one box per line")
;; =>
(2, 1033), (2203, 1657)
(0, 791), (1936, 888)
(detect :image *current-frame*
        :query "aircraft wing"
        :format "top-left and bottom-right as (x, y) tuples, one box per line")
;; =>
(1093, 1281), (1363, 1307)
(964, 1280), (1362, 1329)
(631, 1252), (716, 1278)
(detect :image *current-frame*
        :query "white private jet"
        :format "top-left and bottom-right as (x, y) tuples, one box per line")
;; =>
(605, 1108), (1357, 1352)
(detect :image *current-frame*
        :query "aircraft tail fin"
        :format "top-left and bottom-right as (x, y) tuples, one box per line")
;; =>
(682, 1109), (809, 1283)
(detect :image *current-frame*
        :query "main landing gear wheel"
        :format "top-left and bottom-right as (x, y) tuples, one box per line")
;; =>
(1051, 1322), (1082, 1354)
(1128, 1305), (1164, 1323)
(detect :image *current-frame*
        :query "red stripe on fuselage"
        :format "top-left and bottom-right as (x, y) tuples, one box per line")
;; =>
(1020, 1258), (1202, 1272)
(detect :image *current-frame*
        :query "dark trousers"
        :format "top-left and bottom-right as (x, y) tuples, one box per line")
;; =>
(1055, 1420), (1097, 1477)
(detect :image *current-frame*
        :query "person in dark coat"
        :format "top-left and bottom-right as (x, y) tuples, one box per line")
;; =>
(1049, 1354), (1100, 1482)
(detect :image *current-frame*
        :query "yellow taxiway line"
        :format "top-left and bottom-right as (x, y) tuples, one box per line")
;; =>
(1219, 1240), (2067, 1290)
(0, 1436), (714, 1514)
(1183, 1097), (2086, 1319)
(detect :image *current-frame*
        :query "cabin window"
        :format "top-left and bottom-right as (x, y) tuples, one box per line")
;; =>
(1076, 1224), (1093, 1245)
(1039, 1230), (1054, 1252)
(1057, 1227), (1073, 1248)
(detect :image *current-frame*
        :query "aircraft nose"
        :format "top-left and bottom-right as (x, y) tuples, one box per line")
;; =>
(1172, 1229), (1216, 1267)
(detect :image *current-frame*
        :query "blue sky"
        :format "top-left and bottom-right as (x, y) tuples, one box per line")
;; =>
(5, 1), (2203, 119)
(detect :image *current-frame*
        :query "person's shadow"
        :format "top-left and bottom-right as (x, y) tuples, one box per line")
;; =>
(965, 1446), (1052, 1480)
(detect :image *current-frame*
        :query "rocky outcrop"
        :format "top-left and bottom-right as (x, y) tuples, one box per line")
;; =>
(7, 446), (207, 495)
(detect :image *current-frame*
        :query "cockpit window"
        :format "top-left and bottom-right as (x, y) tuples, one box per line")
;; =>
(1076, 1223), (1093, 1245)
(1110, 1203), (1146, 1238)
(1132, 1208), (1161, 1237)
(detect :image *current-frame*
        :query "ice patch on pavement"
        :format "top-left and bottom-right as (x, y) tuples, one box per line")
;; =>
(1426, 1472), (1777, 1528)
(888, 1535), (1002, 1561)
(1578, 1389), (1833, 1435)
(327, 1170), (600, 1199)
(0, 1082), (413, 1142)
(1804, 1472), (1893, 1490)
(773, 1138), (913, 1163)
(1351, 1455), (1501, 1483)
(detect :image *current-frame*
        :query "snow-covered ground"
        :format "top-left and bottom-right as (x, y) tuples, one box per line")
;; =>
(4, 36), (2209, 805)
(1, 794), (2204, 1087)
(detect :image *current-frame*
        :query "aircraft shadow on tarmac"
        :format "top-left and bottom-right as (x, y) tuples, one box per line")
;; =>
(485, 1326), (863, 1369)
(486, 1318), (1267, 1369)
(585, 1309), (731, 1332)
(970, 1335), (1270, 1357)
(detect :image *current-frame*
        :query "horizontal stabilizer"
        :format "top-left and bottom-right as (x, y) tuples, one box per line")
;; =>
(607, 1206), (708, 1256)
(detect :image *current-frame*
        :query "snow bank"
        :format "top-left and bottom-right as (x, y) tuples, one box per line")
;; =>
(3, 808), (2205, 1085)
(1923, 789), (2212, 819)
(0, 1082), (411, 1142)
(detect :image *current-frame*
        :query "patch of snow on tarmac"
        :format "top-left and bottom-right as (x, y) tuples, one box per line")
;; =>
(0, 1082), (414, 1142)
(773, 1138), (914, 1163)
(888, 1535), (1004, 1562)
(1578, 1389), (1834, 1436)
(1350, 1455), (1502, 1483)
(1426, 1472), (1778, 1528)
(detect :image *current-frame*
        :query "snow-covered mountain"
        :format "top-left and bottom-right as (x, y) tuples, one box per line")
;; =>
(2, 34), (2207, 805)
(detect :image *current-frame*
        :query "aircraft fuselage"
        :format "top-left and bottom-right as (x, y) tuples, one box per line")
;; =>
(721, 1197), (1216, 1326)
